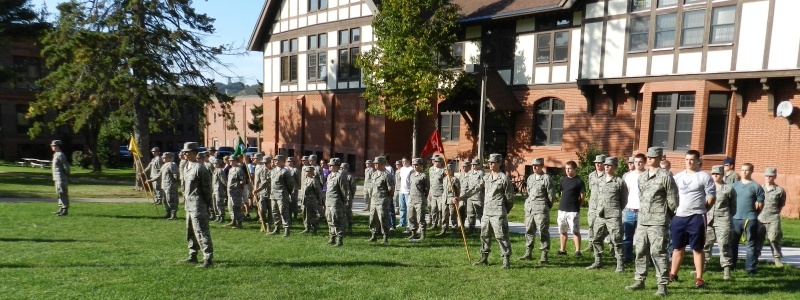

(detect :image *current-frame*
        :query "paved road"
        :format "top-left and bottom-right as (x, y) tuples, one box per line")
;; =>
(4, 185), (798, 267)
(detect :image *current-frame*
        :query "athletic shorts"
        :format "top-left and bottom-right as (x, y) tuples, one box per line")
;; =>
(670, 214), (706, 251)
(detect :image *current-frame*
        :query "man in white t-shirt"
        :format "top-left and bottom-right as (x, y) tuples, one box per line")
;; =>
(396, 157), (414, 232)
(669, 150), (715, 289)
(623, 153), (646, 263)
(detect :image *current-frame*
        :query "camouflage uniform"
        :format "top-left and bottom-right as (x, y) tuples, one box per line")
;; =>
(227, 163), (246, 225)
(704, 178), (735, 268)
(288, 161), (302, 218)
(478, 162), (514, 263)
(523, 167), (555, 259)
(440, 173), (460, 231)
(182, 144), (214, 265)
(408, 167), (430, 237)
(51, 143), (70, 213)
(587, 166), (606, 243)
(340, 166), (357, 230)
(325, 159), (350, 245)
(270, 161), (296, 232)
(369, 161), (394, 239)
(757, 178), (786, 261)
(299, 167), (322, 232)
(460, 161), (485, 231)
(364, 162), (375, 211)
(254, 157), (273, 228)
(160, 158), (180, 218)
(588, 161), (627, 270)
(723, 171), (741, 185)
(144, 152), (164, 204)
(428, 163), (446, 227)
(211, 163), (228, 222)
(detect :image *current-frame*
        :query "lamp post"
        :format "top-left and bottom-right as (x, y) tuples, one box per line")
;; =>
(465, 64), (488, 163)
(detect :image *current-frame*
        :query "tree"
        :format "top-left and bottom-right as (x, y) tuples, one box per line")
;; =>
(357, 0), (464, 155)
(29, 0), (234, 171)
(0, 0), (49, 82)
(247, 81), (264, 148)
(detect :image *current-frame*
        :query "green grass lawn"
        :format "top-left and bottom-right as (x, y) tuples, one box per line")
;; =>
(0, 162), (144, 199)
(0, 202), (798, 299)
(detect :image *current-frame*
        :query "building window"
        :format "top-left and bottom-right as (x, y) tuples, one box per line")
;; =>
(655, 13), (676, 49)
(440, 112), (460, 141)
(533, 98), (565, 146)
(704, 93), (729, 154)
(681, 10), (705, 46)
(280, 38), (298, 83)
(16, 104), (30, 134)
(13, 56), (42, 90)
(536, 31), (569, 63)
(439, 42), (464, 68)
(710, 6), (735, 44)
(685, 0), (706, 4)
(307, 33), (328, 81)
(629, 17), (650, 51)
(337, 28), (361, 81)
(309, 0), (328, 12)
(651, 93), (694, 151)
(632, 0), (652, 11)
(536, 34), (550, 63)
(658, 0), (677, 7)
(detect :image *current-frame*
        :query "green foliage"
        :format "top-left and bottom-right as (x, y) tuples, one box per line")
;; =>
(248, 104), (263, 134)
(574, 144), (632, 205)
(0, 0), (49, 82)
(358, 0), (464, 120)
(70, 150), (91, 169)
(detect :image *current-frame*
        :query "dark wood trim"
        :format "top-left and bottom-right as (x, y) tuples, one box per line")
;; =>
(577, 1), (588, 80)
(577, 69), (800, 85)
(672, 2), (685, 74)
(729, 0), (744, 70)
(761, 78), (775, 116)
(274, 1), (368, 26)
(598, 0), (609, 78)
(511, 82), (579, 90)
(700, 0), (713, 72)
(623, 83), (640, 112)
(761, 0), (776, 70)
(646, 8), (655, 76)
(579, 84), (595, 115)
(622, 0), (631, 76)
(729, 79), (745, 117)
(266, 16), (373, 45)
(299, 95), (306, 154)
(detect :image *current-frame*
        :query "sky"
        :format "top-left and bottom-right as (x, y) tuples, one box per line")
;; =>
(36, 0), (266, 85)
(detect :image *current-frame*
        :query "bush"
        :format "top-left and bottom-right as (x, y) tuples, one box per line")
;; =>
(71, 151), (92, 169)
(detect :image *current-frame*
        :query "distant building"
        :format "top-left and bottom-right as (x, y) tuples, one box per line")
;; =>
(205, 95), (263, 150)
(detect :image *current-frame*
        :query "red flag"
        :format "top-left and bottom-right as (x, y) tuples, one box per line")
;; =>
(419, 130), (444, 158)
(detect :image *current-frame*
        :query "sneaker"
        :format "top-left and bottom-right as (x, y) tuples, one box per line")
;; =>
(695, 278), (706, 289)
(556, 251), (567, 256)
(668, 274), (679, 282)
(574, 251), (582, 258)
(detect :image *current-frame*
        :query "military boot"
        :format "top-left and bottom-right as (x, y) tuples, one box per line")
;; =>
(56, 208), (68, 216)
(335, 236), (343, 247)
(233, 220), (243, 229)
(419, 229), (426, 241)
(518, 248), (533, 261)
(268, 226), (280, 235)
(723, 266), (731, 280)
(625, 280), (645, 291)
(382, 235), (389, 244)
(327, 235), (336, 245)
(300, 227), (310, 234)
(435, 227), (447, 237)
(368, 233), (378, 242)
(182, 255), (198, 264)
(473, 253), (488, 266)
(225, 220), (236, 227)
(282, 228), (290, 237)
(586, 255), (602, 270)
(53, 208), (64, 215)
(775, 257), (784, 267)
(167, 211), (177, 220)
(312, 224), (318, 235)
(467, 227), (475, 234)
(539, 251), (548, 264)
(216, 215), (224, 223)
(197, 258), (213, 268)
(165, 210), (172, 219)
(615, 259), (624, 273)
(407, 230), (417, 240)
(502, 256), (510, 269)
(655, 284), (667, 297)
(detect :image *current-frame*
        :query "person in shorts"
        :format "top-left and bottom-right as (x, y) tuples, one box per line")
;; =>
(557, 160), (585, 257)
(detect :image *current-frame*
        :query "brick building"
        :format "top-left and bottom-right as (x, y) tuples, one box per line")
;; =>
(248, 0), (800, 217)
(205, 95), (263, 149)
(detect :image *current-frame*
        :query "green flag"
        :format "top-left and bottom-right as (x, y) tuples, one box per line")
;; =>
(233, 136), (246, 157)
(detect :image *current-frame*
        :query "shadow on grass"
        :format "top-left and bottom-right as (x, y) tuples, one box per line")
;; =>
(219, 260), (411, 268)
(0, 237), (85, 243)
(82, 213), (168, 220)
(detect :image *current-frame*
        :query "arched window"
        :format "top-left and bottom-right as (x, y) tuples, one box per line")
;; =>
(533, 98), (564, 146)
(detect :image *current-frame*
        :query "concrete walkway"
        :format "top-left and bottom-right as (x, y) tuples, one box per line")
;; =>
(4, 185), (798, 267)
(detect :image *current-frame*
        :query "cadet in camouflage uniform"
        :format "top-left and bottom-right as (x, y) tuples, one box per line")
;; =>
(341, 163), (357, 232)
(437, 162), (460, 237)
(456, 161), (471, 228)
(287, 157), (302, 219)
(144, 147), (164, 205)
(705, 165), (736, 280)
(309, 154), (325, 188)
(585, 154), (607, 251)
(201, 152), (213, 171)
(50, 140), (71, 216)
(722, 157), (741, 185)
(521, 158), (554, 263)
(179, 142), (214, 268)
(299, 166), (322, 234)
(625, 147), (678, 297)
(757, 168), (787, 267)
(460, 159), (485, 233)
(428, 156), (446, 228)
(160, 152), (180, 220)
(369, 156), (394, 243)
(253, 154), (271, 231)
(466, 153), (513, 269)
(364, 160), (375, 212)
(268, 155), (295, 237)
(211, 157), (228, 223)
(586, 157), (628, 272)
(408, 158), (430, 240)
(325, 158), (350, 246)
(226, 154), (246, 229)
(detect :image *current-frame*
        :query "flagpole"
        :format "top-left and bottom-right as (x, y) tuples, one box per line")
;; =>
(439, 151), (472, 263)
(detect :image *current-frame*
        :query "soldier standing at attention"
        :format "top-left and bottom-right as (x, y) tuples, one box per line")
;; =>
(325, 158), (350, 246)
(730, 163), (764, 275)
(200, 152), (212, 172)
(585, 154), (607, 252)
(179, 142), (214, 268)
(160, 152), (180, 220)
(144, 147), (164, 205)
(363, 160), (375, 212)
(397, 158), (413, 232)
(268, 155), (295, 237)
(462, 153), (513, 269)
(198, 152), (213, 217)
(252, 154), (270, 232)
(299, 166), (322, 234)
(287, 157), (302, 220)
(408, 158), (430, 240)
(211, 157), (228, 223)
(340, 163), (357, 232)
(521, 158), (554, 263)
(428, 156), (446, 229)
(225, 154), (246, 229)
(391, 160), (403, 229)
(456, 161), (471, 229)
(623, 153), (646, 263)
(50, 140), (70, 216)
(437, 162), (460, 237)
(557, 161), (586, 257)
(722, 157), (741, 185)
(586, 157), (627, 272)
(705, 165), (736, 280)
(757, 168), (786, 267)
(625, 147), (677, 297)
(460, 159), (485, 234)
(668, 150), (715, 289)
(368, 156), (394, 243)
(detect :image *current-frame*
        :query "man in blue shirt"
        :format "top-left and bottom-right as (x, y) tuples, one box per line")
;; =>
(730, 163), (765, 275)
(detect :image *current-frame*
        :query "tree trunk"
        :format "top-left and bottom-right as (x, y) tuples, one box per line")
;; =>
(411, 110), (418, 157)
(83, 122), (103, 172)
(133, 95), (151, 167)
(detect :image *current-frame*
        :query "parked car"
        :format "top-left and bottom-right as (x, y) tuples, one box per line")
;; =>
(119, 145), (132, 159)
(244, 147), (259, 157)
(216, 146), (235, 159)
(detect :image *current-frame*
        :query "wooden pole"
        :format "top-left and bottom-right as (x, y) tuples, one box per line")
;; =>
(439, 152), (471, 263)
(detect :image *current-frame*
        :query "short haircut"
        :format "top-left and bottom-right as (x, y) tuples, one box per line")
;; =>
(565, 161), (577, 169)
(634, 153), (646, 160)
(742, 163), (754, 171)
(685, 149), (701, 159)
(660, 160), (671, 167)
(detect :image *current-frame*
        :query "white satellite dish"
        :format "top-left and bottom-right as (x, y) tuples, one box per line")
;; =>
(777, 101), (794, 118)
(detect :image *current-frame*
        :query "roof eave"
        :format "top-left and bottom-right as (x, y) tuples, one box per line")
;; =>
(458, 0), (578, 24)
(247, 0), (273, 52)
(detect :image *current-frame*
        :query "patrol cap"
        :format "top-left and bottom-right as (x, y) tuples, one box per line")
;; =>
(341, 163), (350, 169)
(488, 153), (503, 163)
(471, 158), (481, 165)
(163, 152), (175, 158)
(301, 155), (309, 161)
(646, 147), (663, 158)
(531, 158), (544, 165)
(329, 158), (341, 166)
(395, 160), (402, 165)
(765, 168), (777, 177)
(723, 157), (735, 165)
(197, 152), (207, 158)
(182, 142), (199, 152)
(287, 157), (294, 162)
(447, 162), (457, 170)
(711, 165), (724, 174)
(594, 155), (607, 163)
(412, 158), (423, 165)
(365, 160), (373, 164)
(309, 154), (317, 159)
(261, 155), (272, 163)
(303, 166), (314, 172)
(432, 156), (443, 162)
(254, 153), (264, 159)
(628, 156), (635, 163)
(461, 161), (471, 167)
(151, 147), (160, 152)
(603, 157), (618, 166)
(275, 155), (285, 161)
(51, 140), (62, 146)
(374, 156), (386, 163)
